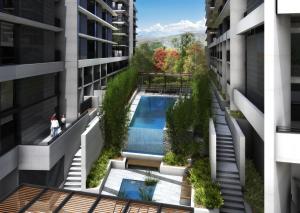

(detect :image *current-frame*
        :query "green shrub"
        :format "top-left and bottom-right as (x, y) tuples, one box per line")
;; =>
(192, 72), (211, 156)
(103, 67), (138, 150)
(144, 171), (159, 186)
(166, 97), (195, 157)
(86, 147), (119, 188)
(230, 110), (245, 119)
(189, 159), (223, 209)
(245, 160), (264, 213)
(163, 151), (188, 166)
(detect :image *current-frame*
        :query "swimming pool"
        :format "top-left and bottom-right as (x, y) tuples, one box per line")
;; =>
(118, 179), (156, 201)
(125, 95), (176, 155)
(130, 96), (176, 129)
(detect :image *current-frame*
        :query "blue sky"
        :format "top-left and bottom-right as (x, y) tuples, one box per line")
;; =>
(136, 0), (206, 38)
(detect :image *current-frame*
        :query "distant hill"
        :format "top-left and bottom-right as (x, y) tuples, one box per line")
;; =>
(137, 32), (206, 48)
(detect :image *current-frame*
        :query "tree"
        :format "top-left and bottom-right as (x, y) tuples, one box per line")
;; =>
(131, 43), (154, 73)
(153, 47), (168, 72)
(163, 49), (180, 73)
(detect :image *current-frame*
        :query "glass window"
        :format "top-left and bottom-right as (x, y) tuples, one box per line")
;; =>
(0, 81), (14, 111)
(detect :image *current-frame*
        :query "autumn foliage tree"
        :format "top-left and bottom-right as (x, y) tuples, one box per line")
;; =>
(153, 47), (168, 72)
(153, 48), (179, 73)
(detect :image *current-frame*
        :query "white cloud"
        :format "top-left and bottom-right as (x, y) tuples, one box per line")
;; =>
(137, 18), (206, 38)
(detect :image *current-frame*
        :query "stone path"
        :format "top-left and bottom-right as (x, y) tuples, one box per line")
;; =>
(212, 93), (245, 213)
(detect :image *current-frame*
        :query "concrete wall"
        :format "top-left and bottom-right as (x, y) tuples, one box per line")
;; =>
(209, 119), (217, 181)
(225, 109), (246, 186)
(0, 62), (64, 83)
(160, 162), (187, 176)
(276, 133), (300, 164)
(81, 116), (105, 190)
(233, 89), (264, 139)
(277, 0), (300, 14)
(0, 147), (19, 180)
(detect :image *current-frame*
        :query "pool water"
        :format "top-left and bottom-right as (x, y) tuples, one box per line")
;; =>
(118, 179), (156, 201)
(130, 96), (176, 129)
(125, 96), (176, 155)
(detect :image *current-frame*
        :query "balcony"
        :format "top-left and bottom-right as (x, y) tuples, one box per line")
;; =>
(276, 127), (300, 163)
(277, 0), (300, 14)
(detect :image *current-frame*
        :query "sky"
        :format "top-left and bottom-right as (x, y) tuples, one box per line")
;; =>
(136, 0), (206, 39)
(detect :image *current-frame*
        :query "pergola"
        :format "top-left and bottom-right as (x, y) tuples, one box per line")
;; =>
(0, 184), (194, 213)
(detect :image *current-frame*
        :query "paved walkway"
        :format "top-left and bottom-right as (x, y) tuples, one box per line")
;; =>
(212, 92), (245, 213)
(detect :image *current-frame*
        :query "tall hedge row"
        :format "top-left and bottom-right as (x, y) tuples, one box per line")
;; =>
(102, 67), (138, 150)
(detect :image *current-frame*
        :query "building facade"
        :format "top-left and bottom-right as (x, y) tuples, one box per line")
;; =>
(0, 0), (136, 200)
(206, 0), (300, 212)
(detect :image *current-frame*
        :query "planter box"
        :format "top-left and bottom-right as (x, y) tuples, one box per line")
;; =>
(159, 162), (188, 176)
(83, 158), (126, 194)
(191, 188), (220, 213)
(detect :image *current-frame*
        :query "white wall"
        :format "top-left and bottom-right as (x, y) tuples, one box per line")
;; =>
(233, 89), (264, 139)
(209, 119), (217, 181)
(81, 116), (105, 190)
(276, 133), (300, 164)
(18, 113), (90, 179)
(277, 0), (300, 14)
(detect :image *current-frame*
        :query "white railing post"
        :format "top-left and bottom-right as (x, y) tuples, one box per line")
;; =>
(209, 118), (217, 181)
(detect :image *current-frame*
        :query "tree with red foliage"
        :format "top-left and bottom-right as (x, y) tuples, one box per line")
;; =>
(153, 48), (168, 72)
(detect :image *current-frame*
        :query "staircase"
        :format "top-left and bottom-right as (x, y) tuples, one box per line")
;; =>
(212, 93), (245, 213)
(63, 148), (82, 191)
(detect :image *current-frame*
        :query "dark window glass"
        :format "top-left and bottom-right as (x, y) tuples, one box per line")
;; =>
(0, 115), (16, 156)
(0, 22), (15, 65)
(246, 27), (264, 112)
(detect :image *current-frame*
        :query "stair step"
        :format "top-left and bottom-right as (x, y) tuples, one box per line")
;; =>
(218, 178), (241, 185)
(71, 162), (81, 167)
(69, 167), (81, 171)
(64, 187), (81, 191)
(223, 201), (245, 210)
(217, 137), (233, 141)
(217, 153), (236, 158)
(217, 157), (236, 163)
(73, 158), (81, 162)
(217, 134), (232, 138)
(66, 176), (81, 182)
(217, 170), (239, 175)
(217, 149), (235, 154)
(64, 182), (81, 187)
(223, 195), (244, 203)
(217, 144), (234, 150)
(217, 172), (240, 180)
(220, 207), (245, 213)
(221, 183), (242, 191)
(221, 188), (243, 197)
(68, 172), (81, 177)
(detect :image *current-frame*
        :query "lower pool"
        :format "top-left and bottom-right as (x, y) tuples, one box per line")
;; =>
(118, 179), (156, 201)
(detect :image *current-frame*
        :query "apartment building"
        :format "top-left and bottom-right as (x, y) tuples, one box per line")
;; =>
(112, 0), (137, 58)
(206, 0), (300, 212)
(0, 0), (136, 200)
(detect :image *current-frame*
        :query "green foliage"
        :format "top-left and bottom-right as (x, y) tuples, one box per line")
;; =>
(131, 43), (155, 73)
(189, 159), (224, 209)
(144, 171), (159, 186)
(192, 72), (211, 155)
(245, 160), (264, 213)
(163, 151), (188, 166)
(166, 97), (195, 157)
(103, 67), (138, 150)
(86, 147), (119, 188)
(230, 111), (245, 119)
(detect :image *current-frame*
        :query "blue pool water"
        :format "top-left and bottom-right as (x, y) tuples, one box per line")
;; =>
(125, 96), (176, 155)
(118, 179), (156, 201)
(130, 96), (176, 129)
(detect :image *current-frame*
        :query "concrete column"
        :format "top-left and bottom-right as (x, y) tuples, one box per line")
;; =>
(230, 0), (246, 110)
(64, 0), (79, 122)
(221, 41), (227, 95)
(265, 0), (291, 212)
(128, 0), (134, 58)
